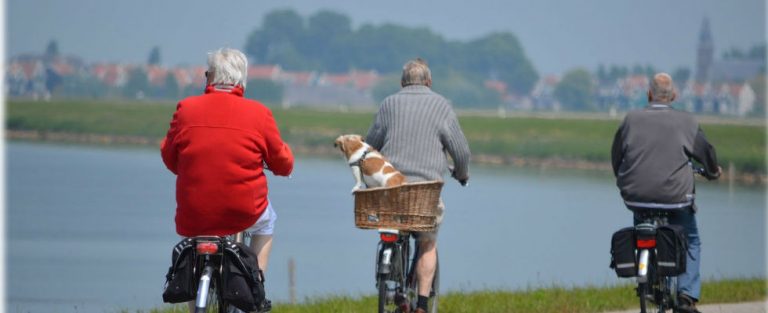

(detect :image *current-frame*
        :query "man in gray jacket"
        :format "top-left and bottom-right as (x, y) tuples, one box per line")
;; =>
(611, 73), (720, 313)
(366, 58), (470, 313)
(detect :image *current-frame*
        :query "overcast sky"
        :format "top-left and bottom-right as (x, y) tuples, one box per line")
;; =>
(7, 0), (767, 75)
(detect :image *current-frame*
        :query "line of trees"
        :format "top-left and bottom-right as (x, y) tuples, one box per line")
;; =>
(244, 9), (539, 107)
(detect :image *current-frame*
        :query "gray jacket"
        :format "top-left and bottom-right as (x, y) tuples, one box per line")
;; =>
(611, 104), (720, 209)
(366, 85), (470, 183)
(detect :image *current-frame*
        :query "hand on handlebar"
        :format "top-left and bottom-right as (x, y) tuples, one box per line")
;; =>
(448, 165), (468, 186)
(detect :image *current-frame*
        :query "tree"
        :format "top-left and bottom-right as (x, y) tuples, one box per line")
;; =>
(55, 74), (110, 98)
(457, 32), (538, 95)
(672, 67), (691, 86)
(597, 64), (609, 84)
(554, 68), (596, 111)
(749, 74), (766, 117)
(148, 46), (161, 65)
(244, 9), (305, 64)
(44, 40), (60, 60)
(123, 67), (149, 99)
(306, 10), (353, 72)
(163, 72), (179, 98)
(371, 74), (401, 103)
(244, 79), (283, 105)
(432, 70), (502, 108)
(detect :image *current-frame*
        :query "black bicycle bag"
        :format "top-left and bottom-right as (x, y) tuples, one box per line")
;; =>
(610, 227), (637, 278)
(221, 241), (267, 312)
(655, 224), (688, 276)
(162, 238), (197, 303)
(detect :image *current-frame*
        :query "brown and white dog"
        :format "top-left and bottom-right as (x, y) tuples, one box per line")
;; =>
(334, 134), (406, 193)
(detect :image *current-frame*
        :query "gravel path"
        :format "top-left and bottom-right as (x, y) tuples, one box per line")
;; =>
(603, 301), (767, 313)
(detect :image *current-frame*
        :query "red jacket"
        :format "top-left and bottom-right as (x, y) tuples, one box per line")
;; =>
(161, 85), (293, 237)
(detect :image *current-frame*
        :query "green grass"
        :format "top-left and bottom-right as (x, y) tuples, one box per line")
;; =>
(6, 100), (766, 173)
(140, 278), (765, 313)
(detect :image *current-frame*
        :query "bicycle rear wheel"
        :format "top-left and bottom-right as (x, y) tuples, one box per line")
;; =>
(377, 275), (403, 313)
(195, 267), (231, 313)
(638, 280), (666, 313)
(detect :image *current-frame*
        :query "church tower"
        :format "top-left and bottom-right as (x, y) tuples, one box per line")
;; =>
(695, 18), (714, 83)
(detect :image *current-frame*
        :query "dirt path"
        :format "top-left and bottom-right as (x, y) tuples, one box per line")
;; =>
(603, 301), (767, 313)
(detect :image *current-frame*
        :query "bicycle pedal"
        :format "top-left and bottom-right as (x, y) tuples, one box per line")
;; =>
(395, 294), (410, 312)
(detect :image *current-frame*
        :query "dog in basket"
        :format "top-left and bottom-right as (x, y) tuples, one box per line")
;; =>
(334, 134), (406, 193)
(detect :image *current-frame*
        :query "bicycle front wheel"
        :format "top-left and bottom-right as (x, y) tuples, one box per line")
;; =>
(428, 259), (439, 313)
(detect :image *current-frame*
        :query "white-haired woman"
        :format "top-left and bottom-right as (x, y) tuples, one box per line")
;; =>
(161, 48), (293, 311)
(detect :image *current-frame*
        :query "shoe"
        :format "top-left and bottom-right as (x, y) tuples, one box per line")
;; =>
(674, 294), (701, 313)
(394, 293), (410, 313)
(413, 309), (427, 313)
(257, 299), (272, 313)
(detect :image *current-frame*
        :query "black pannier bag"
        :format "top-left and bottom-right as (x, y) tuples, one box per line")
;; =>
(162, 238), (197, 303)
(655, 224), (688, 276)
(221, 241), (267, 312)
(610, 227), (637, 277)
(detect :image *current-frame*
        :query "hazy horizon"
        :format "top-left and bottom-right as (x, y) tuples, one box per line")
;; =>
(8, 0), (766, 75)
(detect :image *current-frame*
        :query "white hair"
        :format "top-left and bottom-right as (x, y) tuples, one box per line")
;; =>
(401, 58), (431, 87)
(650, 73), (675, 102)
(207, 48), (248, 88)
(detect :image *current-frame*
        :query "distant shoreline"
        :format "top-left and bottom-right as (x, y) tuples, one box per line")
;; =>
(8, 129), (765, 185)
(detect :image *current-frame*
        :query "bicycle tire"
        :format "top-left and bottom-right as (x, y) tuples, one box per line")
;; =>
(194, 271), (232, 313)
(638, 282), (650, 313)
(377, 275), (401, 313)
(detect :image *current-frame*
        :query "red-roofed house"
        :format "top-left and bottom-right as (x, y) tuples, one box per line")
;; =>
(92, 64), (130, 88)
(248, 65), (282, 81)
(146, 65), (168, 86)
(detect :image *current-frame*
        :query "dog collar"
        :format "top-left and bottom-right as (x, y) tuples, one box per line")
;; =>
(349, 149), (371, 167)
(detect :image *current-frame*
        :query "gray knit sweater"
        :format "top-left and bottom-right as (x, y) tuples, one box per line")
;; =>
(365, 85), (471, 183)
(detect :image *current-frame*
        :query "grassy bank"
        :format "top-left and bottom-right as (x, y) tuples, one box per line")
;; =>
(7, 100), (766, 175)
(145, 278), (765, 313)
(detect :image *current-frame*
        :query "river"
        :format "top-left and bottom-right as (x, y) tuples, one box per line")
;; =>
(7, 142), (766, 312)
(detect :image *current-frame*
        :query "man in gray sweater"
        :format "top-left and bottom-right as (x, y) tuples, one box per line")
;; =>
(611, 73), (720, 313)
(366, 58), (470, 313)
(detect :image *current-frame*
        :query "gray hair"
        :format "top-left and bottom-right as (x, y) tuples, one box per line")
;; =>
(207, 48), (248, 88)
(650, 73), (674, 102)
(401, 58), (431, 87)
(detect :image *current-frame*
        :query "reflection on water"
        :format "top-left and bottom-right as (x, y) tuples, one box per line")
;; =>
(7, 142), (766, 312)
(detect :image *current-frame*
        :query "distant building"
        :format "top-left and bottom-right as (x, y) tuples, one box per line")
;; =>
(684, 18), (764, 116)
(695, 18), (715, 83)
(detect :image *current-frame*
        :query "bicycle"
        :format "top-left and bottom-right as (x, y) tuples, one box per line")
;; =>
(190, 232), (268, 313)
(375, 228), (439, 313)
(617, 165), (712, 313)
(633, 208), (683, 313)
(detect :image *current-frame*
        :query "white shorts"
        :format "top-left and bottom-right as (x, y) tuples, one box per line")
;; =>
(244, 201), (277, 236)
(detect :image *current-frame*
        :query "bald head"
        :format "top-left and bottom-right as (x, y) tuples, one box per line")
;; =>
(648, 73), (676, 103)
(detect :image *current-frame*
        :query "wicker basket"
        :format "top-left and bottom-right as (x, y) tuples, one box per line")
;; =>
(353, 181), (444, 231)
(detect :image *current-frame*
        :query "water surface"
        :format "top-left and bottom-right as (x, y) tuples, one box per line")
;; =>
(7, 142), (765, 312)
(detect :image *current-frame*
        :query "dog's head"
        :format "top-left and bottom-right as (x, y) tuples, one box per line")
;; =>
(334, 134), (365, 159)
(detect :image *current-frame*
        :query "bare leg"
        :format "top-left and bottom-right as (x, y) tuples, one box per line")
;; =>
(250, 234), (274, 272)
(416, 238), (437, 297)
